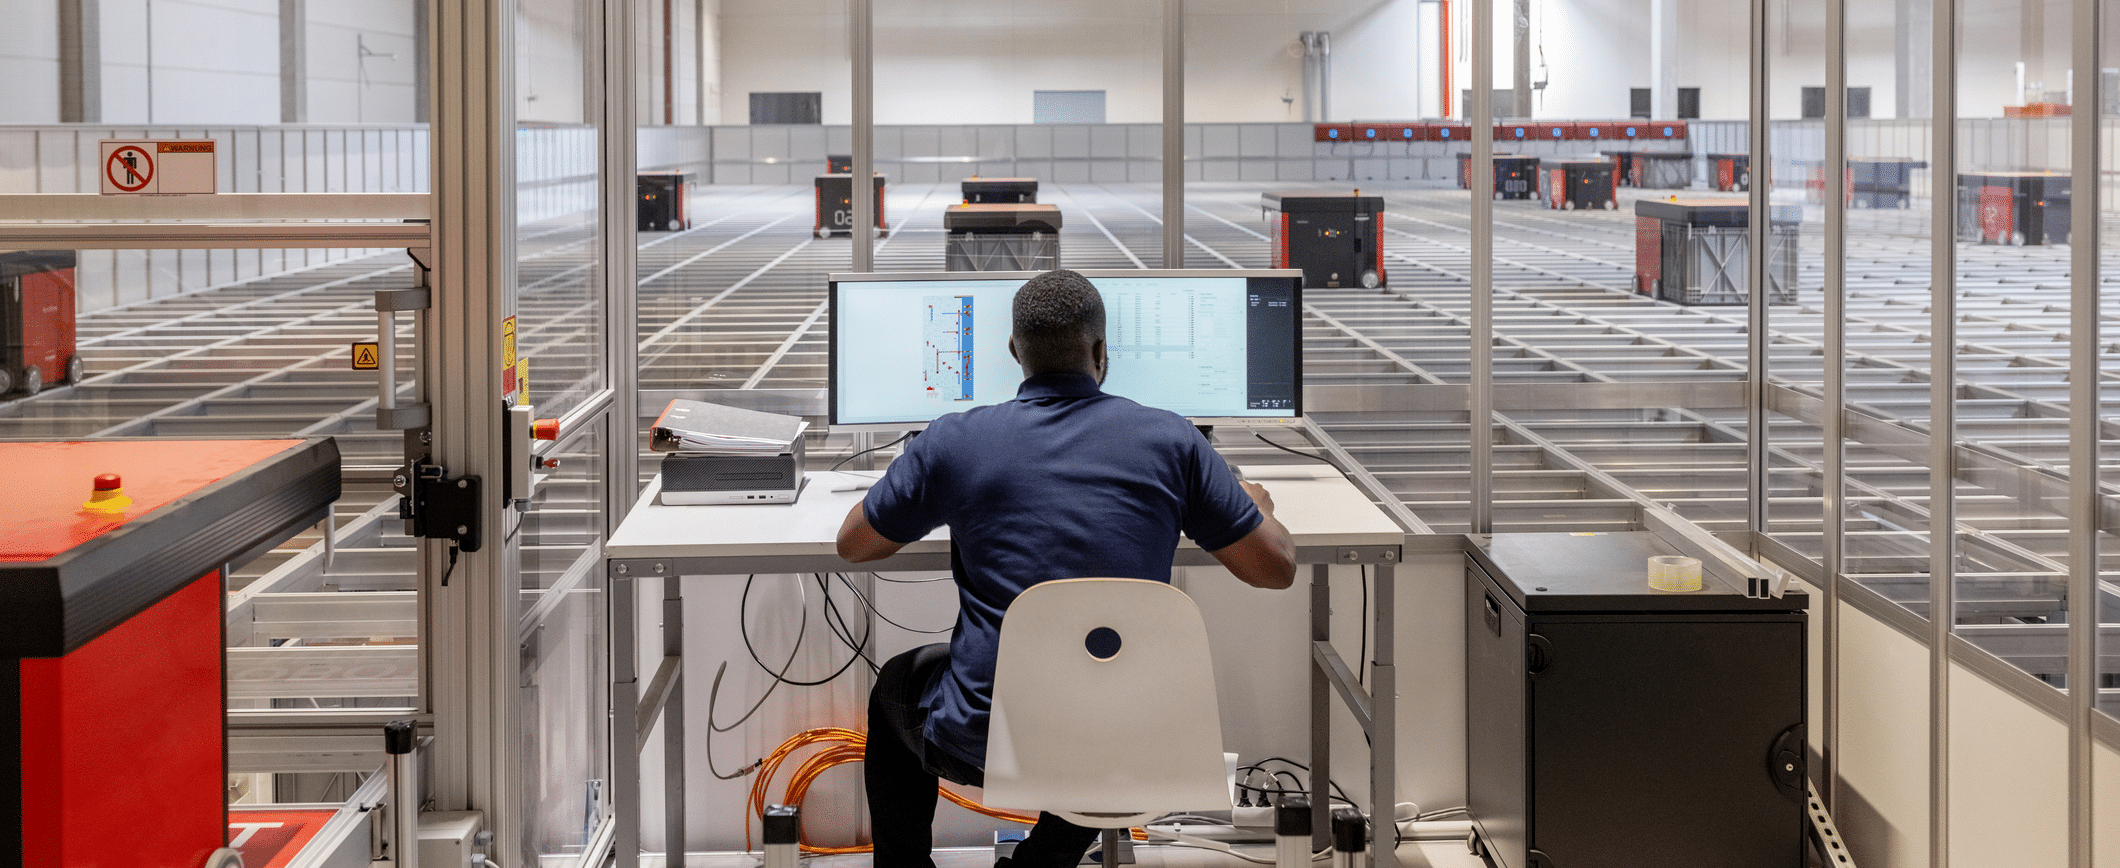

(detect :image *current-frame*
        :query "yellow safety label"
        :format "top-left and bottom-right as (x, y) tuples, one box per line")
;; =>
(351, 342), (381, 371)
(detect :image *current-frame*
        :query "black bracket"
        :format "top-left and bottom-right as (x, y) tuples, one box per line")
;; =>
(396, 455), (483, 553)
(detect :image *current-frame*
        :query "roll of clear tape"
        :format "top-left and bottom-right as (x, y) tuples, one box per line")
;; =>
(1648, 555), (1702, 592)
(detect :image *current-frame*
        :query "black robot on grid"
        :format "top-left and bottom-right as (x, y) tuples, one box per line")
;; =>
(836, 269), (1300, 868)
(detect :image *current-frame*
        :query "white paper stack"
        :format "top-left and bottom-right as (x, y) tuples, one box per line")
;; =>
(650, 399), (809, 454)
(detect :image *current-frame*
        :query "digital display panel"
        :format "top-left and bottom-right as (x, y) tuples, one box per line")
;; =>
(829, 270), (1301, 429)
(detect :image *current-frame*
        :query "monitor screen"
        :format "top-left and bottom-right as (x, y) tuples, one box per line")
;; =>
(828, 269), (1302, 429)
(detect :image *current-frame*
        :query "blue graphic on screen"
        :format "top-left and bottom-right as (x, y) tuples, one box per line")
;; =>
(923, 295), (975, 401)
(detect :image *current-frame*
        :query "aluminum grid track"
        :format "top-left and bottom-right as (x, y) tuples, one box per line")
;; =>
(1, 179), (2113, 720)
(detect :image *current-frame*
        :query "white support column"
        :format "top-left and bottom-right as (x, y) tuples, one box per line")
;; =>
(1649, 0), (1677, 119)
(1470, 0), (1493, 534)
(280, 0), (306, 123)
(427, 0), (523, 858)
(58, 0), (101, 123)
(1893, 0), (1931, 118)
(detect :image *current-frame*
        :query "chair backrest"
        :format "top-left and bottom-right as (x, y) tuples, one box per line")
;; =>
(981, 577), (1231, 828)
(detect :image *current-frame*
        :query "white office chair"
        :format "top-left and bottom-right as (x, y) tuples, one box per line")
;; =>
(982, 577), (1232, 829)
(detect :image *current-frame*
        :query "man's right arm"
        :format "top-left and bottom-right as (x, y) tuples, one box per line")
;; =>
(1209, 481), (1296, 589)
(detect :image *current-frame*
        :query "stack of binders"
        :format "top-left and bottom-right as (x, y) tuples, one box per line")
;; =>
(651, 399), (809, 504)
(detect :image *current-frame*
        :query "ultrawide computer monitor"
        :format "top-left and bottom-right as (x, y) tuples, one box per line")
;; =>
(828, 269), (1303, 430)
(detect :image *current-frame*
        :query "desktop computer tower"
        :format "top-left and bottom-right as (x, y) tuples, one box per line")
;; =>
(1465, 532), (1808, 868)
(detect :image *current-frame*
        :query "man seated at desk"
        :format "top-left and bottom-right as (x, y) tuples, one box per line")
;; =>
(836, 269), (1298, 868)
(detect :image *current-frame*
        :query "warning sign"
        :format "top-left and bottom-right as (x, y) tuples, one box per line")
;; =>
(351, 342), (381, 371)
(501, 316), (518, 396)
(99, 139), (217, 194)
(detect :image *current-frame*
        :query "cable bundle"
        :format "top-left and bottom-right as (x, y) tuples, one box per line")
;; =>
(743, 727), (1041, 854)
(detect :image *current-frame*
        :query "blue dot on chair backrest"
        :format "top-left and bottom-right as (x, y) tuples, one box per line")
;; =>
(1086, 627), (1122, 660)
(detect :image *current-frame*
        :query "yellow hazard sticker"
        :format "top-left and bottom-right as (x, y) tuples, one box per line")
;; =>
(501, 316), (518, 395)
(351, 342), (381, 371)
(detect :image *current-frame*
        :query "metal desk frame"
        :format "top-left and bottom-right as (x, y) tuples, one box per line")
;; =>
(606, 426), (1414, 868)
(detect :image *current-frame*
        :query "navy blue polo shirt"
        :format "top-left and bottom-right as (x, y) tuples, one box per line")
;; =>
(862, 371), (1263, 768)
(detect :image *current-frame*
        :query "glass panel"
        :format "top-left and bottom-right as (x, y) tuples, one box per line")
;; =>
(1840, 0), (1938, 603)
(519, 424), (610, 859)
(1758, 0), (1831, 570)
(2096, 6), (2119, 724)
(514, 0), (608, 860)
(1948, 0), (2073, 690)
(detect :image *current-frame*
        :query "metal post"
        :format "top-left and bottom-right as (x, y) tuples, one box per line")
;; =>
(851, 0), (874, 273)
(762, 805), (799, 868)
(1162, 0), (1184, 269)
(385, 720), (420, 868)
(1926, 0), (1958, 862)
(427, 0), (524, 853)
(1308, 563), (1331, 851)
(611, 568), (640, 868)
(1469, 0), (1493, 534)
(603, 0), (641, 530)
(1819, 0), (1848, 802)
(1368, 563), (1396, 868)
(2064, 0), (2100, 865)
(663, 574), (686, 868)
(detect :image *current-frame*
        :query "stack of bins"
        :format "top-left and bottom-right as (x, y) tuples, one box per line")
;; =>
(1850, 159), (1926, 208)
(1634, 199), (1800, 305)
(1707, 154), (1749, 192)
(943, 204), (1062, 272)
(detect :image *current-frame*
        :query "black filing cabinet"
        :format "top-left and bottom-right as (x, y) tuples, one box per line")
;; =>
(1465, 533), (1808, 868)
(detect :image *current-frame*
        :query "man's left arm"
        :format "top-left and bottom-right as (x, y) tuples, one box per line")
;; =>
(837, 499), (906, 562)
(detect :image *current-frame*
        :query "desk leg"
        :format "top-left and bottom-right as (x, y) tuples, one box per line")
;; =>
(1309, 562), (1331, 852)
(1370, 564), (1397, 868)
(664, 575), (686, 868)
(612, 567), (640, 868)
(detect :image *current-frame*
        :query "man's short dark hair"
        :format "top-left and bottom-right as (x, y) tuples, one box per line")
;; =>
(1012, 269), (1106, 373)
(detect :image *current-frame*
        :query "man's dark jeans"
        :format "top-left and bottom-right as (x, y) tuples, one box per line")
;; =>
(867, 644), (1101, 868)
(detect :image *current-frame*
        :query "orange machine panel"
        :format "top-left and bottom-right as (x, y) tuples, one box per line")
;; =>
(0, 438), (341, 868)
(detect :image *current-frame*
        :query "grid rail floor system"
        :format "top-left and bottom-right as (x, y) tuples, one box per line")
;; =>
(4, 180), (2116, 720)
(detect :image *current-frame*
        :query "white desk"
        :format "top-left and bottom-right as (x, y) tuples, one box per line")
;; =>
(605, 462), (1408, 867)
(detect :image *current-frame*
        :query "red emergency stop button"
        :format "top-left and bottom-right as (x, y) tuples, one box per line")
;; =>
(532, 419), (561, 440)
(82, 472), (134, 513)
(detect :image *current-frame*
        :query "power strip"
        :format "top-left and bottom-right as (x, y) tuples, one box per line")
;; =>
(1805, 780), (1858, 868)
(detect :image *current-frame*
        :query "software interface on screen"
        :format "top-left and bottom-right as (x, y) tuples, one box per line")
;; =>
(831, 272), (1300, 427)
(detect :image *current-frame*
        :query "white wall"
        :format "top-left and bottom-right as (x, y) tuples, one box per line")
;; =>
(1834, 602), (1932, 866)
(0, 2), (62, 123)
(308, 0), (420, 124)
(99, 0), (281, 124)
(710, 0), (1433, 126)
